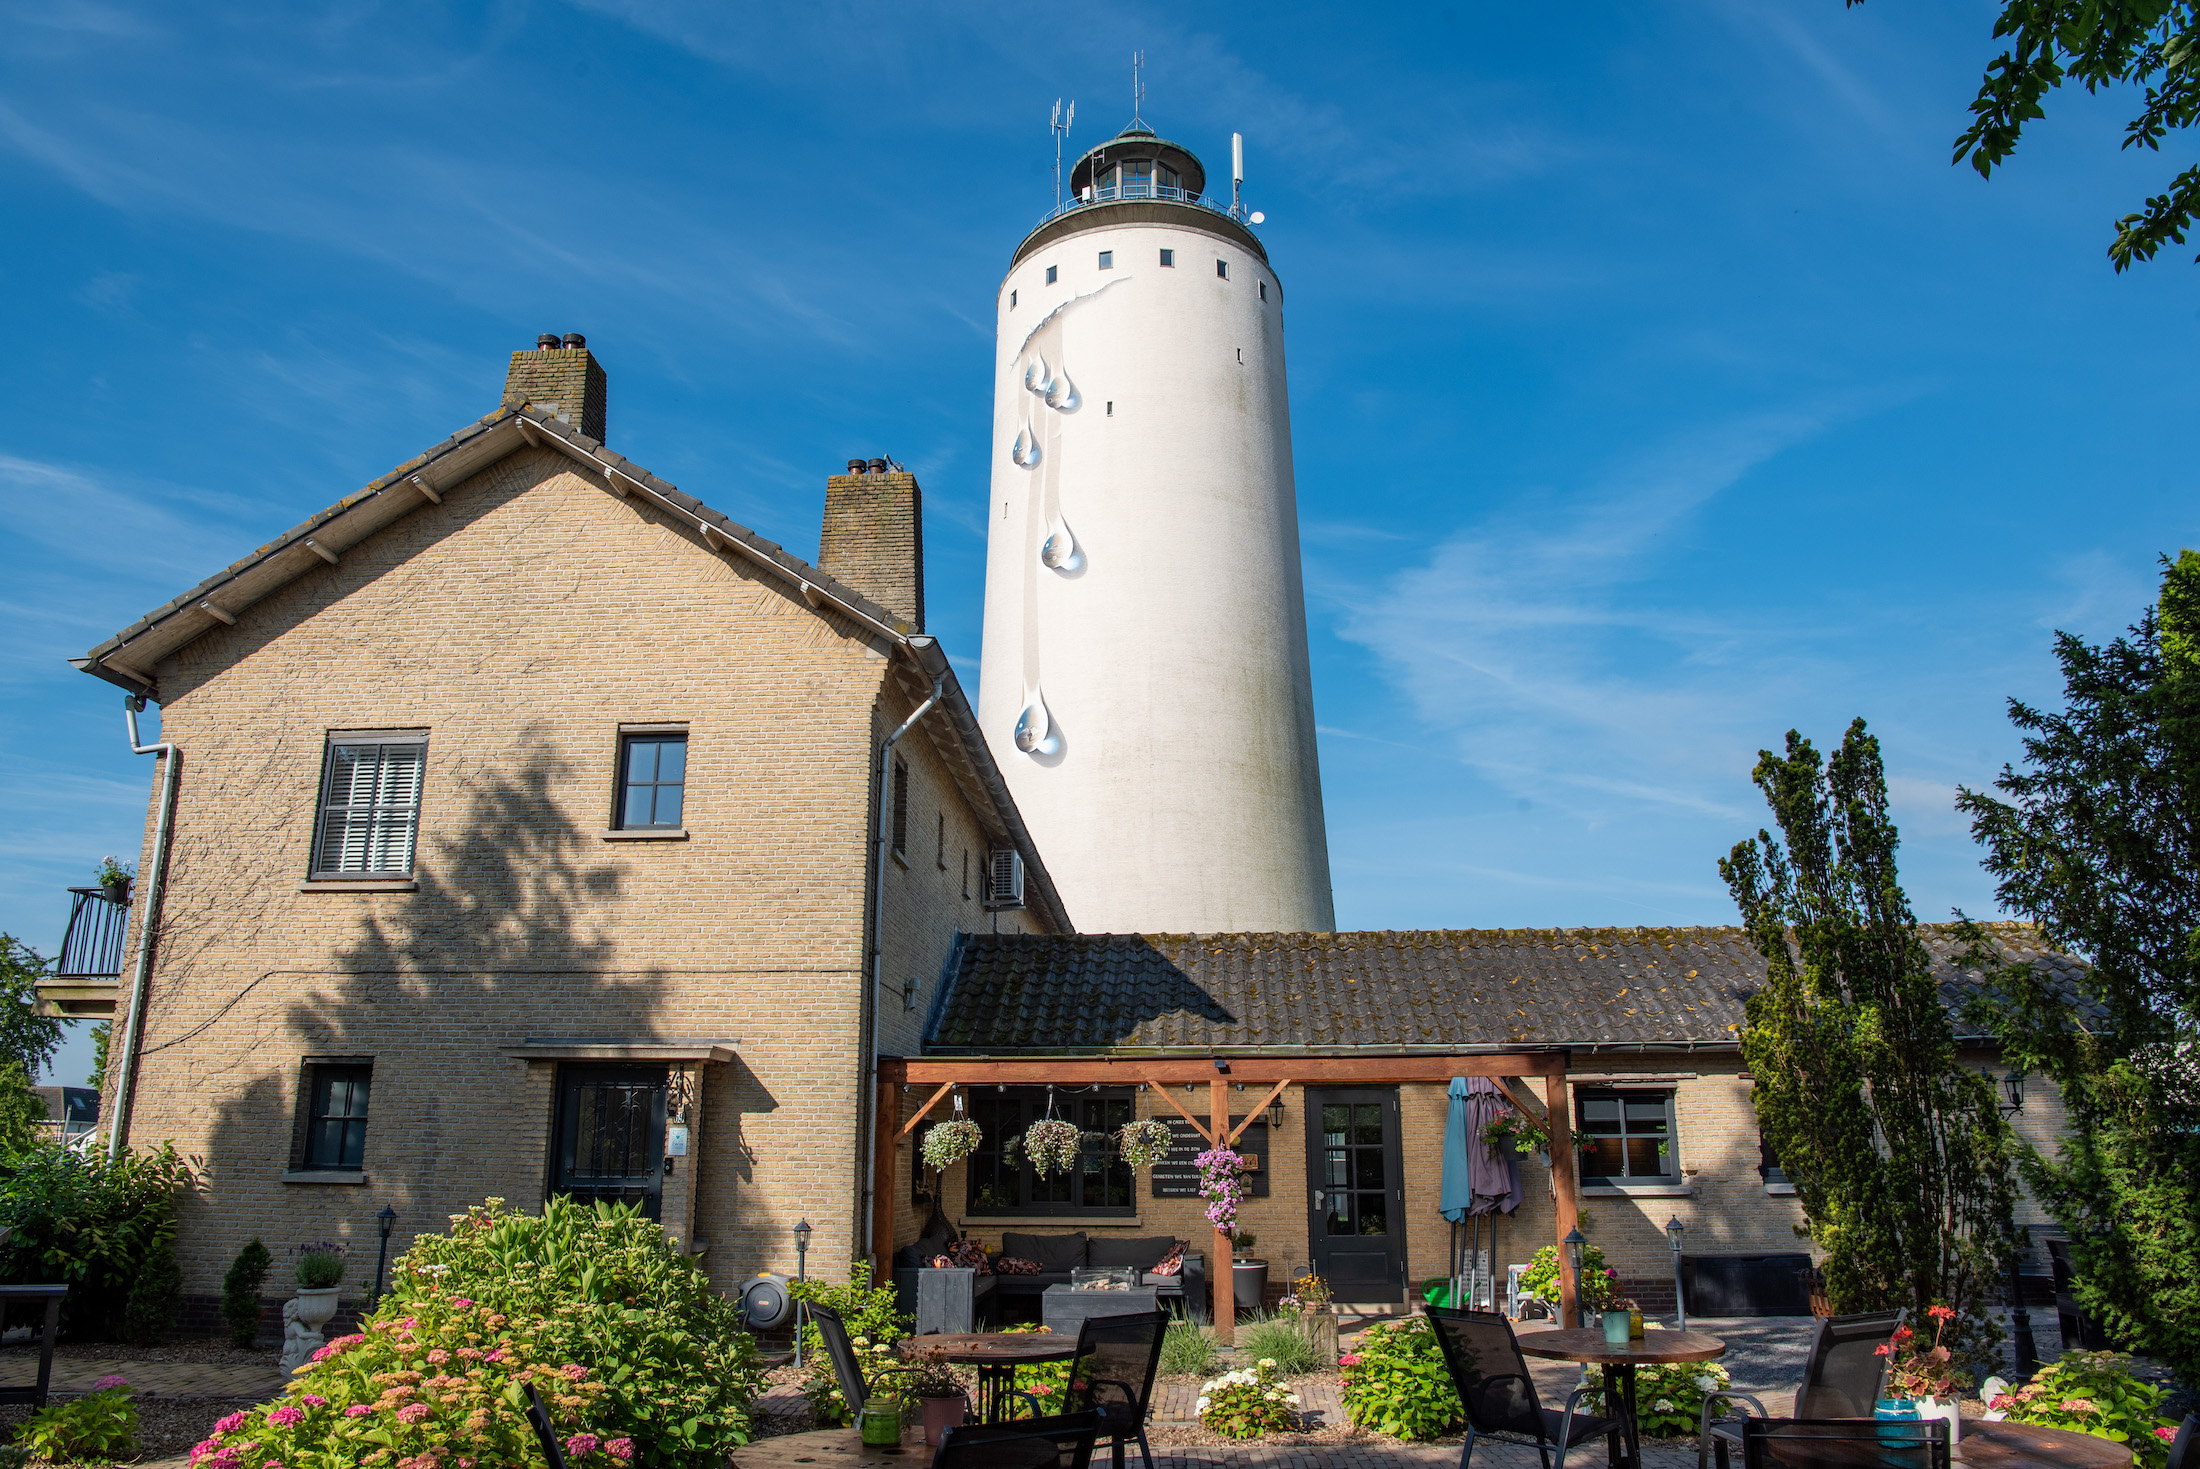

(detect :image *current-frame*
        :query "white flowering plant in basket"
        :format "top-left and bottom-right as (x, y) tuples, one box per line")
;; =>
(921, 1119), (983, 1173)
(1023, 1117), (1083, 1178)
(1117, 1119), (1173, 1169)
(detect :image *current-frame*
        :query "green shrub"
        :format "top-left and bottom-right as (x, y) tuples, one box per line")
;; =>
(222, 1238), (272, 1347)
(1991, 1351), (2178, 1469)
(16, 1377), (139, 1461)
(1238, 1312), (1323, 1377)
(192, 1196), (765, 1469)
(1196, 1359), (1301, 1438)
(1519, 1240), (1621, 1312)
(1339, 1317), (1461, 1441)
(790, 1262), (912, 1426)
(1583, 1357), (1734, 1438)
(0, 1143), (190, 1339)
(122, 1231), (181, 1345)
(1158, 1318), (1221, 1377)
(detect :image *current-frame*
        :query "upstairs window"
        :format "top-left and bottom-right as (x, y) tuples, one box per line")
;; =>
(295, 1059), (372, 1171)
(1098, 250), (1113, 270)
(1045, 265), (1058, 285)
(311, 733), (426, 878)
(1159, 248), (1175, 267)
(1216, 258), (1229, 279)
(1576, 1088), (1679, 1184)
(1010, 289), (1018, 309)
(1259, 280), (1268, 301)
(617, 732), (687, 830)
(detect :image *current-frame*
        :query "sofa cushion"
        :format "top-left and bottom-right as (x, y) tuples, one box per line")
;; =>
(995, 1256), (1044, 1276)
(1086, 1235), (1179, 1270)
(1001, 1232), (1088, 1273)
(1148, 1240), (1187, 1277)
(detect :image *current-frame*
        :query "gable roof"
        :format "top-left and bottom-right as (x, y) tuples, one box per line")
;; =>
(73, 404), (1072, 934)
(922, 923), (2087, 1055)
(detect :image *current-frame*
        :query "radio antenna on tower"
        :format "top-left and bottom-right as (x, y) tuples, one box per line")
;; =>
(1130, 50), (1146, 129)
(1051, 98), (1075, 210)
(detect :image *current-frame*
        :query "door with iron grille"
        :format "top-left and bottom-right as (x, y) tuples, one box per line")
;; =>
(1305, 1087), (1407, 1302)
(551, 1064), (667, 1219)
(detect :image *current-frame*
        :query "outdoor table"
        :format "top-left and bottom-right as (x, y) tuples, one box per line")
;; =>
(726, 1425), (929, 1468)
(1516, 1326), (1726, 1469)
(0, 1284), (70, 1410)
(903, 1331), (1079, 1425)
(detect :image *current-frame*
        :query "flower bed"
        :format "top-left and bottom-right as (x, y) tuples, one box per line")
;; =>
(1990, 1351), (2179, 1469)
(1197, 1359), (1301, 1438)
(1338, 1318), (1461, 1441)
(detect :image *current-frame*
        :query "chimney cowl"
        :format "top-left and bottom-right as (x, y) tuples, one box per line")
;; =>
(868, 458), (889, 474)
(536, 334), (560, 350)
(562, 333), (586, 349)
(847, 459), (868, 474)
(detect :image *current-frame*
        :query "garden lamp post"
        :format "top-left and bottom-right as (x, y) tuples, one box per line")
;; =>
(793, 1219), (812, 1370)
(1563, 1226), (1587, 1329)
(1985, 1070), (2039, 1375)
(371, 1204), (397, 1304)
(1665, 1216), (1687, 1330)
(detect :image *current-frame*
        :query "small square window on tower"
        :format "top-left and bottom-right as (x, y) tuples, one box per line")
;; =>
(1010, 289), (1018, 309)
(1216, 259), (1229, 279)
(1098, 250), (1113, 270)
(1159, 248), (1174, 267)
(1045, 265), (1058, 285)
(1259, 280), (1268, 301)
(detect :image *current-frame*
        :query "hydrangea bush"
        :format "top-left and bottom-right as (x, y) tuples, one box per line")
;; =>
(1338, 1318), (1462, 1441)
(191, 1197), (764, 1469)
(790, 1261), (912, 1426)
(1196, 1359), (1301, 1439)
(1990, 1351), (2177, 1469)
(1582, 1359), (1734, 1438)
(17, 1374), (138, 1461)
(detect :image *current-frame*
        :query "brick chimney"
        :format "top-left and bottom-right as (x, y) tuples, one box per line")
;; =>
(503, 332), (608, 443)
(819, 458), (925, 632)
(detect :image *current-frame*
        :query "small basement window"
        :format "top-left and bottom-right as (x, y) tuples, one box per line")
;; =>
(1159, 248), (1174, 267)
(1216, 259), (1228, 279)
(1098, 250), (1113, 269)
(1045, 265), (1058, 285)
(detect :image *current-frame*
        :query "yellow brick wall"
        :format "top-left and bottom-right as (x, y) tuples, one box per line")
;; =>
(109, 447), (1044, 1302)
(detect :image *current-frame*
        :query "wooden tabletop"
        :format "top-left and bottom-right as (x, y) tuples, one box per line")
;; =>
(727, 1427), (929, 1469)
(906, 1332), (1078, 1363)
(1514, 1328), (1727, 1365)
(1750, 1420), (2132, 1469)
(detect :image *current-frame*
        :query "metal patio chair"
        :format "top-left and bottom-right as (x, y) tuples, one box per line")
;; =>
(809, 1301), (913, 1418)
(1062, 1309), (1168, 1469)
(935, 1409), (1103, 1469)
(1700, 1310), (1908, 1469)
(1426, 1305), (1622, 1469)
(1735, 1416), (1949, 1469)
(2165, 1413), (2197, 1469)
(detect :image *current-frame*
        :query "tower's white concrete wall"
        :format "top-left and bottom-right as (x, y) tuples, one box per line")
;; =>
(977, 213), (1335, 934)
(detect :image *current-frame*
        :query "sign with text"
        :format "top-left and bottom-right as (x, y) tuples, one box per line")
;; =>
(1150, 1115), (1271, 1199)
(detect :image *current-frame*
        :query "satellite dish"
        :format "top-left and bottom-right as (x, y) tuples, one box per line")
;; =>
(1248, 211), (1266, 224)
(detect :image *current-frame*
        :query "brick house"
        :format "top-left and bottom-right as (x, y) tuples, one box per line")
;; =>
(53, 338), (1069, 1324)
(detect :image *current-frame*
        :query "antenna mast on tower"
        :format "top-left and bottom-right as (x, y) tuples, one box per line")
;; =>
(1051, 98), (1075, 211)
(1130, 50), (1146, 129)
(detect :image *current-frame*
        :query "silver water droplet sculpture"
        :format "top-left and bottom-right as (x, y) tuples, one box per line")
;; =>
(1045, 365), (1080, 412)
(1024, 353), (1054, 398)
(1011, 421), (1041, 468)
(1040, 511), (1082, 571)
(1014, 686), (1054, 754)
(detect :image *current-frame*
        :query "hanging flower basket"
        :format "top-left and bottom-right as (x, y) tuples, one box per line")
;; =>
(1196, 1146), (1249, 1236)
(921, 1118), (983, 1173)
(1024, 1118), (1083, 1178)
(1117, 1119), (1174, 1170)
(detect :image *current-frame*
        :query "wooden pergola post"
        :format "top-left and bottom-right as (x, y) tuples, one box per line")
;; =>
(869, 1051), (1574, 1337)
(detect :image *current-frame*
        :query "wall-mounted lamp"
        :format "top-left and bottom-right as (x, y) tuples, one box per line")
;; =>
(1267, 1095), (1285, 1126)
(1983, 1067), (2024, 1116)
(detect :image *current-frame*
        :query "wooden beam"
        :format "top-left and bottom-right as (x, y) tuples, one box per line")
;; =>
(871, 1076), (900, 1282)
(599, 465), (630, 498)
(1211, 1077), (1234, 1345)
(896, 1082), (957, 1139)
(896, 1053), (1566, 1085)
(197, 600), (236, 627)
(1225, 1079), (1290, 1145)
(1495, 1076), (1546, 1122)
(516, 418), (542, 446)
(1145, 1079), (1215, 1146)
(304, 539), (339, 566)
(1546, 1067), (1580, 1328)
(409, 475), (443, 504)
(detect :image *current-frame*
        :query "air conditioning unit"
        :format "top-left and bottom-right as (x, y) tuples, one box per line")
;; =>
(985, 849), (1025, 910)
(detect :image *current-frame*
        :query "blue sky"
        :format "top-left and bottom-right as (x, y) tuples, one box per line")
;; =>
(3, 2), (2195, 1085)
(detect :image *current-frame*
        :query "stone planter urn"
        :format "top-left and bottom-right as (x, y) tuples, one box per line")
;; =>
(279, 1288), (342, 1372)
(1231, 1259), (1269, 1316)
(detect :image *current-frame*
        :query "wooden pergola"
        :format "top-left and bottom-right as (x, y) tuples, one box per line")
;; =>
(874, 1052), (1582, 1343)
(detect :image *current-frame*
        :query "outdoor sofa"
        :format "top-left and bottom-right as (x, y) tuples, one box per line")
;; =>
(892, 1231), (1208, 1334)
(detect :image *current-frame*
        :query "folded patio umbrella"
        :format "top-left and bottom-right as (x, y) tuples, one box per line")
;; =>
(1464, 1076), (1523, 1216)
(1439, 1077), (1473, 1307)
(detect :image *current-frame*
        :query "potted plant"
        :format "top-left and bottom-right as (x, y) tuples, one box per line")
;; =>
(278, 1241), (347, 1372)
(96, 856), (133, 906)
(1117, 1118), (1172, 1169)
(1880, 1305), (1971, 1443)
(904, 1347), (969, 1447)
(1024, 1117), (1082, 1179)
(921, 1118), (983, 1173)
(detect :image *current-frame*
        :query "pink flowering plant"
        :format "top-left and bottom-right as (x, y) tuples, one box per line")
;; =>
(1196, 1147), (1248, 1235)
(1989, 1351), (2176, 1469)
(191, 1197), (762, 1469)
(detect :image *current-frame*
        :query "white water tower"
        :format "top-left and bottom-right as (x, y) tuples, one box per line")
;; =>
(976, 120), (1334, 934)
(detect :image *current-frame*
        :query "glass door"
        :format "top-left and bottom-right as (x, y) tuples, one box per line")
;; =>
(1304, 1087), (1406, 1301)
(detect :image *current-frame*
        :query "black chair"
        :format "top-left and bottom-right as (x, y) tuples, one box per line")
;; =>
(1735, 1416), (1949, 1469)
(1426, 1306), (1621, 1469)
(525, 1383), (570, 1469)
(1700, 1310), (1907, 1469)
(809, 1301), (913, 1418)
(2164, 1413), (2197, 1469)
(936, 1409), (1103, 1469)
(1062, 1309), (1167, 1469)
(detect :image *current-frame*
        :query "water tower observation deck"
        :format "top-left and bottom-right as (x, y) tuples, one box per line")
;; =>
(1013, 124), (1267, 270)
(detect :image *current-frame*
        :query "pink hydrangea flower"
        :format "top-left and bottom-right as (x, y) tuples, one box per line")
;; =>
(451, 1297), (474, 1309)
(344, 1404), (374, 1418)
(214, 1411), (251, 1435)
(268, 1406), (304, 1427)
(562, 1364), (589, 1381)
(92, 1374), (131, 1391)
(2062, 1399), (2096, 1414)
(2155, 1428), (2178, 1443)
(300, 1395), (328, 1408)
(312, 1334), (367, 1362)
(427, 1349), (450, 1364)
(1339, 1352), (1362, 1367)
(396, 1402), (432, 1424)
(486, 1348), (512, 1363)
(566, 1434), (601, 1456)
(606, 1438), (635, 1462)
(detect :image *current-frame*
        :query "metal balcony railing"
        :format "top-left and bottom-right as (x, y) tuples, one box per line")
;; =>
(1036, 182), (1258, 232)
(55, 888), (128, 980)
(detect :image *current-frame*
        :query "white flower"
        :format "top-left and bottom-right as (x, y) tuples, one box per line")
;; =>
(1286, 1394), (1301, 1406)
(1259, 1358), (1278, 1370)
(1695, 1376), (1718, 1391)
(1654, 1400), (1674, 1413)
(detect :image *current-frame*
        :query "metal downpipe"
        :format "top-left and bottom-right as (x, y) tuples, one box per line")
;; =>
(109, 694), (178, 1160)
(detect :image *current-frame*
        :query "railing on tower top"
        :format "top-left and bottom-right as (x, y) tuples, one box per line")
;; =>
(55, 887), (129, 980)
(1036, 182), (1257, 231)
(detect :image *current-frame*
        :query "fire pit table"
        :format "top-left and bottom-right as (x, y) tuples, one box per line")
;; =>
(1041, 1270), (1158, 1336)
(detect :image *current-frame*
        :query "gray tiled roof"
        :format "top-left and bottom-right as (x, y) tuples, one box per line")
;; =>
(922, 924), (2085, 1055)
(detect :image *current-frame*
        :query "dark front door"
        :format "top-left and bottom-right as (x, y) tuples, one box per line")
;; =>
(1305, 1087), (1407, 1302)
(552, 1064), (667, 1220)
